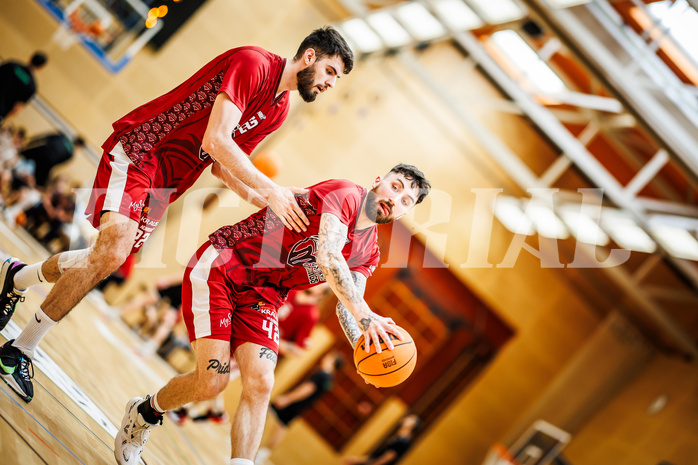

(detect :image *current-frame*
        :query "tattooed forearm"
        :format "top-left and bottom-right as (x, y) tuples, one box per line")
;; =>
(337, 303), (361, 347)
(317, 213), (363, 309)
(336, 271), (367, 348)
(259, 347), (277, 364)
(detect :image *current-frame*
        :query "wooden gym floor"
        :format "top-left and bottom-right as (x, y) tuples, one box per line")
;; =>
(0, 222), (232, 465)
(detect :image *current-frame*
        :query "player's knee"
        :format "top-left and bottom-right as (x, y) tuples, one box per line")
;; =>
(242, 370), (274, 400)
(94, 246), (130, 274)
(196, 375), (228, 400)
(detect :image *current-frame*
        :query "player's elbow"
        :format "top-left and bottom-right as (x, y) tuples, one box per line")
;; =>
(315, 251), (336, 273)
(201, 133), (217, 155)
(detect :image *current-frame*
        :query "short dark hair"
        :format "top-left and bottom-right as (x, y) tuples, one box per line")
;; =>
(388, 164), (431, 204)
(30, 52), (47, 69)
(73, 136), (85, 148)
(295, 26), (354, 74)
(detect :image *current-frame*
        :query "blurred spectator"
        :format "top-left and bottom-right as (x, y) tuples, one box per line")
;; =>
(20, 132), (84, 187)
(119, 272), (186, 359)
(255, 351), (345, 465)
(0, 124), (26, 170)
(23, 175), (77, 250)
(342, 414), (422, 465)
(2, 155), (39, 226)
(0, 52), (48, 124)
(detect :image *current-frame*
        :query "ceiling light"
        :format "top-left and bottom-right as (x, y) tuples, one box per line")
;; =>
(491, 30), (567, 94)
(544, 0), (592, 7)
(652, 226), (698, 261)
(601, 215), (657, 253)
(648, 0), (698, 67)
(432, 0), (484, 31)
(467, 0), (526, 24)
(340, 19), (383, 53)
(493, 197), (535, 235)
(559, 209), (610, 245)
(395, 2), (447, 41)
(525, 202), (569, 239)
(367, 12), (412, 48)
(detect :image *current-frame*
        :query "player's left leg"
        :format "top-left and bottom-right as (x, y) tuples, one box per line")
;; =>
(114, 337), (231, 465)
(115, 241), (233, 464)
(230, 342), (277, 464)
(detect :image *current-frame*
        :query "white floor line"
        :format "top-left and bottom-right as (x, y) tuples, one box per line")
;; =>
(1, 320), (119, 437)
(0, 221), (37, 257)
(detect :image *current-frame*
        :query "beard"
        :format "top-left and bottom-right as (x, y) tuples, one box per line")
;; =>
(364, 188), (393, 224)
(297, 64), (319, 103)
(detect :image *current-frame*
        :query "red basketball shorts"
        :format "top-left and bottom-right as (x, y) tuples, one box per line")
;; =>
(181, 242), (281, 355)
(85, 143), (173, 254)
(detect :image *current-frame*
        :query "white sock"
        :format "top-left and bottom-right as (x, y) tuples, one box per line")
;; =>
(13, 262), (46, 290)
(230, 459), (254, 465)
(12, 308), (57, 360)
(151, 393), (165, 414)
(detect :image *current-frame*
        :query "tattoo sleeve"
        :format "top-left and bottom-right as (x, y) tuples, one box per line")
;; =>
(336, 272), (367, 348)
(317, 213), (371, 347)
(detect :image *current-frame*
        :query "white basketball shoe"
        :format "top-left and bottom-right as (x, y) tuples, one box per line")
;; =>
(114, 396), (161, 465)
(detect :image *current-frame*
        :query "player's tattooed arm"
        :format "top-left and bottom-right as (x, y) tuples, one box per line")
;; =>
(336, 271), (367, 348)
(317, 213), (363, 311)
(317, 213), (394, 352)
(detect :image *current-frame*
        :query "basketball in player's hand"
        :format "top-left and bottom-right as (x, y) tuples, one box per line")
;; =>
(353, 326), (416, 388)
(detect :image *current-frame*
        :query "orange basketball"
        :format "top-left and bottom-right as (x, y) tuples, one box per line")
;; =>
(252, 151), (282, 179)
(353, 326), (416, 388)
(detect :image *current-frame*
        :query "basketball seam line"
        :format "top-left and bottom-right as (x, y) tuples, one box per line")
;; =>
(357, 350), (416, 377)
(355, 341), (413, 363)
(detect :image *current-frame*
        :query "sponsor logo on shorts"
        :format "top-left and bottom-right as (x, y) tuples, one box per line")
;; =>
(130, 199), (145, 212)
(220, 314), (231, 328)
(251, 302), (276, 318)
(140, 217), (158, 228)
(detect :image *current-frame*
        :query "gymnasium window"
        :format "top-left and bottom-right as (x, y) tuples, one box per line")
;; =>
(488, 29), (568, 95)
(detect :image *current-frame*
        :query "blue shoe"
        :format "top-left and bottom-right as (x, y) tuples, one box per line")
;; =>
(0, 339), (33, 402)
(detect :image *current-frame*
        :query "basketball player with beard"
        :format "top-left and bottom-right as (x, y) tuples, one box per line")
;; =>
(114, 164), (431, 465)
(0, 27), (353, 404)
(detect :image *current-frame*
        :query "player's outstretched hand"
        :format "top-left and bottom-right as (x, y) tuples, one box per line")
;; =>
(362, 314), (404, 354)
(266, 185), (310, 232)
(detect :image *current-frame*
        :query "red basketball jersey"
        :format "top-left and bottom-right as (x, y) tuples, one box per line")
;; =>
(208, 179), (381, 307)
(101, 46), (290, 195)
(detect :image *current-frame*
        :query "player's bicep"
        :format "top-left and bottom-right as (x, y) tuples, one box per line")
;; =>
(203, 93), (243, 153)
(317, 213), (349, 258)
